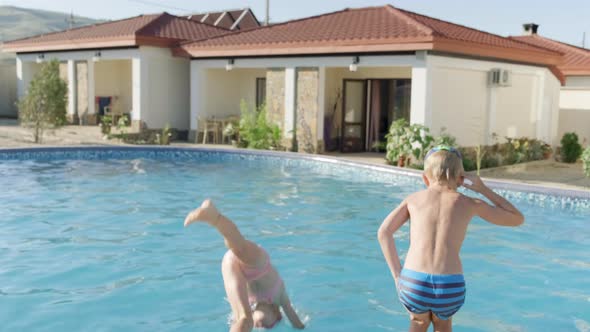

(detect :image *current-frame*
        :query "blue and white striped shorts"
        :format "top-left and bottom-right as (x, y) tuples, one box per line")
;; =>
(398, 268), (466, 320)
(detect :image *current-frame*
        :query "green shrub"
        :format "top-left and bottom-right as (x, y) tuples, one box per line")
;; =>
(157, 123), (172, 145)
(462, 157), (477, 172)
(481, 154), (500, 169)
(17, 59), (68, 143)
(583, 147), (590, 177)
(385, 119), (436, 166)
(434, 127), (457, 147)
(100, 115), (112, 135)
(560, 132), (582, 163)
(385, 119), (413, 165)
(238, 100), (282, 150)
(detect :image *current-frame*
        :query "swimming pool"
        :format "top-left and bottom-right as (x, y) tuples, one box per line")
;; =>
(1, 147), (588, 331)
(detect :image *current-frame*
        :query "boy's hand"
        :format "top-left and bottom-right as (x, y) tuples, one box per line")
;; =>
(462, 174), (487, 193)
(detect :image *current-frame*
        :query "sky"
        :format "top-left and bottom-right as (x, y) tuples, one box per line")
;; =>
(1, 0), (589, 47)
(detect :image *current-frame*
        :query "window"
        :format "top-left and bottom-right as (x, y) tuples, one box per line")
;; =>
(256, 78), (266, 109)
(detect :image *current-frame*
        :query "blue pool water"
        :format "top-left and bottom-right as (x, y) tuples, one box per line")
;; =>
(0, 148), (589, 332)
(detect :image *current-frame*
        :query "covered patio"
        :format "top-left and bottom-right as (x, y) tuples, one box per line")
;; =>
(188, 55), (421, 153)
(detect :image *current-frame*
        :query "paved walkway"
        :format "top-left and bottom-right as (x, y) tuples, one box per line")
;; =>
(1, 120), (588, 191)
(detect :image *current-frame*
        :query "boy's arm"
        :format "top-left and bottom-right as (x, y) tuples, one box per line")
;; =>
(377, 199), (410, 284)
(463, 174), (524, 227)
(280, 290), (305, 329)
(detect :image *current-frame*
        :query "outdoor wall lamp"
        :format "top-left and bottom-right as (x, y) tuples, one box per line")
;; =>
(92, 51), (102, 62)
(349, 56), (360, 72)
(225, 59), (235, 71)
(36, 53), (45, 64)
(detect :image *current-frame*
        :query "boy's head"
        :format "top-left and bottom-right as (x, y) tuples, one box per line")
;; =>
(423, 145), (464, 188)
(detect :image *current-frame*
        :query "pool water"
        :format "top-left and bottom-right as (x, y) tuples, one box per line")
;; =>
(1, 151), (589, 331)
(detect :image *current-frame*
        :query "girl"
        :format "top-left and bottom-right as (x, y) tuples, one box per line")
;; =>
(184, 199), (305, 332)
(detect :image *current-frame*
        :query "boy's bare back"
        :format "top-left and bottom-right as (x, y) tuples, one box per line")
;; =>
(404, 188), (476, 275)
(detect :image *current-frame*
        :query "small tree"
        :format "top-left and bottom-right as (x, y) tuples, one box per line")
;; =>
(18, 59), (68, 143)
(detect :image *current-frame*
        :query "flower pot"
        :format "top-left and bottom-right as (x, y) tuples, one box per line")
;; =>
(398, 156), (406, 167)
(101, 125), (111, 135)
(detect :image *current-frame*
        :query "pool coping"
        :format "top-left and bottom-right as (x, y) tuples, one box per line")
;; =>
(1, 145), (589, 200)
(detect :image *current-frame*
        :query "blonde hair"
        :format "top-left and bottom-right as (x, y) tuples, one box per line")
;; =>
(424, 150), (464, 184)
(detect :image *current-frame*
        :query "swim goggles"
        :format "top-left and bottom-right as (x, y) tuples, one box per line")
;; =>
(425, 145), (463, 161)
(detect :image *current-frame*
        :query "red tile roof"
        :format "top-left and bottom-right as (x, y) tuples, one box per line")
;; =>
(2, 13), (228, 53)
(510, 35), (590, 76)
(178, 5), (562, 67)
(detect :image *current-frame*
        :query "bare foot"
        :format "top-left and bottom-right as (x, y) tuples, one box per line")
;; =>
(184, 199), (220, 227)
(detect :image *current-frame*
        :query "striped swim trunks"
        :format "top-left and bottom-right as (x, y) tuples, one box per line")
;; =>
(397, 268), (466, 320)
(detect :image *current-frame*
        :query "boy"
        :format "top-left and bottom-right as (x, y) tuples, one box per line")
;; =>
(184, 199), (305, 332)
(378, 146), (524, 332)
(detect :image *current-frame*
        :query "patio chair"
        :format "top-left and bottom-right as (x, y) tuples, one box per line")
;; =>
(197, 116), (222, 144)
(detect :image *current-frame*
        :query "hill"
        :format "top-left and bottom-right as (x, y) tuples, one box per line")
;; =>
(0, 5), (103, 43)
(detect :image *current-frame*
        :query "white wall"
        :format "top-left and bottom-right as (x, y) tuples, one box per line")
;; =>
(430, 66), (488, 145)
(0, 54), (17, 117)
(136, 47), (190, 130)
(558, 75), (590, 144)
(427, 55), (561, 146)
(560, 88), (590, 110)
(565, 76), (590, 88)
(201, 68), (266, 119)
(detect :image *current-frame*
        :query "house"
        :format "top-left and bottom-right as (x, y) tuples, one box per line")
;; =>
(3, 5), (567, 152)
(177, 5), (564, 152)
(510, 24), (590, 144)
(2, 12), (231, 131)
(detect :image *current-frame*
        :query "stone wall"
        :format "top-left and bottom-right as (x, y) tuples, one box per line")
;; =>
(265, 69), (285, 129)
(296, 68), (322, 153)
(76, 62), (94, 125)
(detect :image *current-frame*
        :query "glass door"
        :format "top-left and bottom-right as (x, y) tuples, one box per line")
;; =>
(341, 79), (367, 152)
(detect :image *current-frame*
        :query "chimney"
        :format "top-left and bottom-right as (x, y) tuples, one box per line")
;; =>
(265, 0), (270, 26)
(523, 23), (539, 36)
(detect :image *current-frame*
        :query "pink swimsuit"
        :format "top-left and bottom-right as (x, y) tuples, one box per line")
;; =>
(225, 248), (284, 305)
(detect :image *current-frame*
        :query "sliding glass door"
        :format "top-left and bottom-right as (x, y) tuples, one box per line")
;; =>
(341, 80), (367, 152)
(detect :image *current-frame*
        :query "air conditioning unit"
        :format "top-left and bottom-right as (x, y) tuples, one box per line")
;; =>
(488, 68), (502, 87)
(488, 69), (512, 87)
(500, 69), (512, 87)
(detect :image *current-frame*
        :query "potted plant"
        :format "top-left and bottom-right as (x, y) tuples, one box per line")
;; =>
(385, 119), (413, 167)
(159, 123), (172, 145)
(542, 144), (552, 159)
(223, 122), (239, 146)
(100, 115), (112, 135)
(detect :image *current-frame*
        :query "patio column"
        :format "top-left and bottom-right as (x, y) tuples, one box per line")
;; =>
(410, 51), (433, 129)
(317, 66), (326, 153)
(67, 60), (77, 124)
(189, 61), (206, 142)
(87, 59), (96, 124)
(16, 57), (34, 99)
(132, 55), (149, 131)
(284, 67), (296, 140)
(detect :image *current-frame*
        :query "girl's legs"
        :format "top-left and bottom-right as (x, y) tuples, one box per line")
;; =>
(222, 254), (253, 332)
(184, 199), (266, 267)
